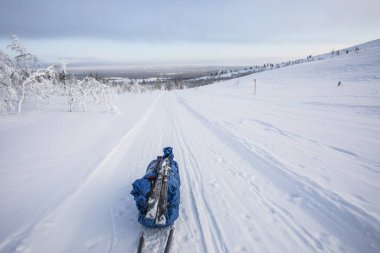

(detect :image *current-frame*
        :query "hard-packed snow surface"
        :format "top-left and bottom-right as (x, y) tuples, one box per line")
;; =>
(1, 40), (380, 253)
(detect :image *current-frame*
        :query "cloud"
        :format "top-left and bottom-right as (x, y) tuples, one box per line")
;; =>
(1, 0), (379, 44)
(1, 0), (379, 66)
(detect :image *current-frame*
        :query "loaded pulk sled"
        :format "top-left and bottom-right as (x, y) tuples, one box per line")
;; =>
(131, 147), (180, 253)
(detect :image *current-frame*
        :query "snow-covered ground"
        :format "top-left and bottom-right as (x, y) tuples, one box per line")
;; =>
(0, 40), (380, 253)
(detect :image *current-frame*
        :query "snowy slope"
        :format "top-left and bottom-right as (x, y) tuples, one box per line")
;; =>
(0, 40), (380, 253)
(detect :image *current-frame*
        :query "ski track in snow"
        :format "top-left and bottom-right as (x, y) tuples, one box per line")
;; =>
(1, 42), (380, 253)
(175, 93), (380, 252)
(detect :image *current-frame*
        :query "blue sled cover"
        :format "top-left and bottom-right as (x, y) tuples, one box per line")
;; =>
(130, 147), (181, 227)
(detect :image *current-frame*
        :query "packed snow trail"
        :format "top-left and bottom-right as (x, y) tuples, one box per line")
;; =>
(2, 90), (379, 253)
(1, 40), (380, 253)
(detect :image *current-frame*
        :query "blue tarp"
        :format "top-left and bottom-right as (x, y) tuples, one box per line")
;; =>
(130, 147), (181, 227)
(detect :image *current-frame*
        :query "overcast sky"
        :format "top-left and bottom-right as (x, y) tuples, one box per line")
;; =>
(1, 0), (379, 67)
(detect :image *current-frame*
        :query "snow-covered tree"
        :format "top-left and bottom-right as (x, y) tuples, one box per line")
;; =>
(1, 35), (120, 116)
(0, 50), (17, 114)
(24, 65), (58, 109)
(7, 35), (40, 115)
(75, 76), (119, 113)
(1, 38), (56, 115)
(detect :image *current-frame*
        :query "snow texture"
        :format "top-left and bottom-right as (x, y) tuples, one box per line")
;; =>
(0, 39), (380, 253)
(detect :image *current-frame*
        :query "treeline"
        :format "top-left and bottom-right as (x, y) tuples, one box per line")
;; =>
(97, 43), (362, 92)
